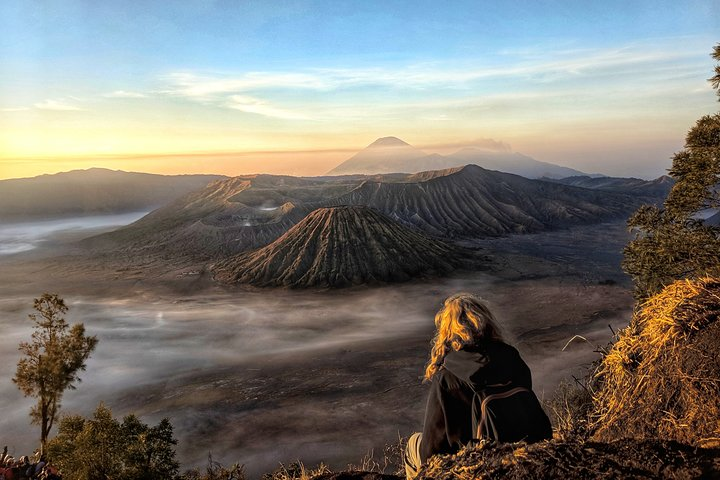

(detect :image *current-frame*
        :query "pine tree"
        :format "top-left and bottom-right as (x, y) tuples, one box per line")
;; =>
(13, 293), (98, 453)
(623, 45), (720, 299)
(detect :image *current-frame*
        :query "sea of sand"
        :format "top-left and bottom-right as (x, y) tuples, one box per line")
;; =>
(0, 215), (634, 477)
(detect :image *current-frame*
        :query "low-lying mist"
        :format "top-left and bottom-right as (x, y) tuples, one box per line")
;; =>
(0, 280), (466, 465)
(0, 273), (631, 476)
(0, 211), (150, 255)
(0, 218), (635, 477)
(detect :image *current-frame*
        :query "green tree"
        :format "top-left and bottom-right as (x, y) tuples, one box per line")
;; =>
(710, 43), (720, 96)
(623, 45), (720, 299)
(13, 293), (98, 453)
(48, 403), (180, 480)
(123, 416), (180, 480)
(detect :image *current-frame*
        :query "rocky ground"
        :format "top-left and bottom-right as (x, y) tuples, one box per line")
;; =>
(305, 439), (720, 480)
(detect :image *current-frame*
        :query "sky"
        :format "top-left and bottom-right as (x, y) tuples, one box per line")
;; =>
(0, 0), (718, 180)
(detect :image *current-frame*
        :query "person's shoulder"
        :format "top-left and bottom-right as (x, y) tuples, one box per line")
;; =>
(482, 339), (521, 356)
(443, 347), (490, 369)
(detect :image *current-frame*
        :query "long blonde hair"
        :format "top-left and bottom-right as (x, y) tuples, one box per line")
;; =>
(424, 293), (503, 381)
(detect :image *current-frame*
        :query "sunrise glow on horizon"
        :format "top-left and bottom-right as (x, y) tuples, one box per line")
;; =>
(1, 0), (719, 181)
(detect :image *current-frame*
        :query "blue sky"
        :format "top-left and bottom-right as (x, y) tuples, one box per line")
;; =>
(1, 0), (718, 179)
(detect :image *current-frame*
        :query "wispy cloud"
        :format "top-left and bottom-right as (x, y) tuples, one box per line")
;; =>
(33, 99), (83, 111)
(162, 72), (327, 99)
(102, 90), (147, 98)
(162, 43), (700, 96)
(155, 40), (706, 123)
(226, 95), (311, 120)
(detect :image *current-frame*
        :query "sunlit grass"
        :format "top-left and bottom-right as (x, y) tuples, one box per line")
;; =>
(592, 277), (720, 446)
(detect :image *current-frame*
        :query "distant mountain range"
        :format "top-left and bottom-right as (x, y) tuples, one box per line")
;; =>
(0, 139), (637, 223)
(211, 205), (460, 287)
(0, 168), (225, 220)
(2, 151), (673, 288)
(327, 137), (596, 179)
(89, 165), (668, 271)
(543, 175), (674, 197)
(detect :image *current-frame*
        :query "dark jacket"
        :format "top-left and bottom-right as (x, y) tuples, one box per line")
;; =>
(420, 340), (552, 462)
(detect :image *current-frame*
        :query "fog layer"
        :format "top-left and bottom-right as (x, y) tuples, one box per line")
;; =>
(0, 212), (149, 255)
(0, 216), (634, 476)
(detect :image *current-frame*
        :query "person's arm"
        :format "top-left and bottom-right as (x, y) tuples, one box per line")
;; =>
(419, 376), (453, 463)
(513, 349), (533, 389)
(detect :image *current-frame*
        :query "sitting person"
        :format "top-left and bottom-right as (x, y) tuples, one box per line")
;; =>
(404, 293), (552, 479)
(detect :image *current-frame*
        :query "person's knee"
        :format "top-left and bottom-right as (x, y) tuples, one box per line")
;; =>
(408, 432), (422, 449)
(404, 432), (423, 479)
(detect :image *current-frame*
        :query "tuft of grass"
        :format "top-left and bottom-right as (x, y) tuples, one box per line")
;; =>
(545, 378), (594, 441)
(261, 461), (330, 480)
(181, 453), (246, 480)
(591, 277), (720, 445)
(346, 433), (408, 476)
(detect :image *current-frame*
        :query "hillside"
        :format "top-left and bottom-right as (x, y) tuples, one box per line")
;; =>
(211, 206), (461, 287)
(88, 165), (658, 264)
(328, 165), (641, 237)
(327, 137), (591, 179)
(544, 175), (674, 198)
(0, 168), (225, 220)
(85, 175), (366, 260)
(85, 177), (307, 261)
(592, 277), (720, 444)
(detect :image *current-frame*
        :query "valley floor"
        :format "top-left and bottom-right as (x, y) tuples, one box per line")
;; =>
(0, 220), (634, 477)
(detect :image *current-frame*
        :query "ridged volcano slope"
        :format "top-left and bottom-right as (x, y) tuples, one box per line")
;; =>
(328, 165), (641, 237)
(88, 165), (661, 264)
(211, 206), (460, 287)
(84, 175), (357, 260)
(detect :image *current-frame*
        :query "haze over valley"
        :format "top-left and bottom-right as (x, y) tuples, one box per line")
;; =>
(0, 148), (662, 474)
(0, 215), (636, 476)
(70, 138), (670, 282)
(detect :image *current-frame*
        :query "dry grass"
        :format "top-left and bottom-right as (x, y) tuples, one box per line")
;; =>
(545, 378), (594, 441)
(181, 453), (247, 480)
(346, 434), (407, 476)
(591, 277), (720, 446)
(261, 461), (331, 480)
(416, 438), (720, 479)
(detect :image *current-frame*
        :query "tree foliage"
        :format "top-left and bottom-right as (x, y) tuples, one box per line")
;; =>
(710, 43), (720, 97)
(623, 45), (720, 299)
(13, 293), (98, 453)
(47, 403), (180, 480)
